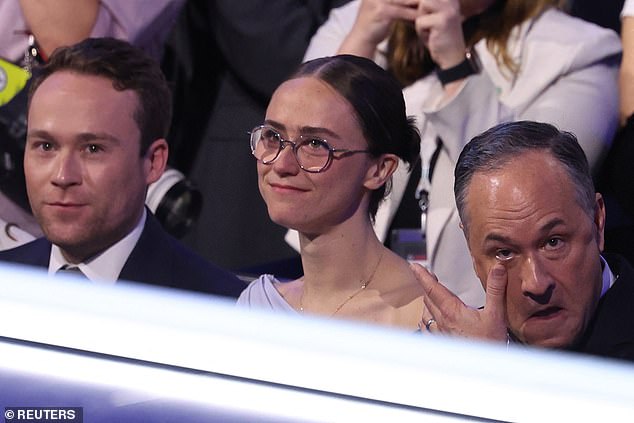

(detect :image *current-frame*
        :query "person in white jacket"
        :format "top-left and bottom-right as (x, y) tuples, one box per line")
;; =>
(299, 0), (622, 307)
(620, 0), (634, 125)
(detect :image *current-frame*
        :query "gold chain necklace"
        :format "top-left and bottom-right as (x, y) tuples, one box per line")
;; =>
(299, 249), (384, 316)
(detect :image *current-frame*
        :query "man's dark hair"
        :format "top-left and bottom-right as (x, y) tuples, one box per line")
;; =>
(454, 120), (596, 230)
(28, 37), (172, 154)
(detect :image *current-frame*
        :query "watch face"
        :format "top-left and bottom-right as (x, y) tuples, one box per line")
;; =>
(465, 49), (481, 72)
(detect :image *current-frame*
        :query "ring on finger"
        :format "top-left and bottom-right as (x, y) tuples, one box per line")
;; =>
(424, 318), (436, 332)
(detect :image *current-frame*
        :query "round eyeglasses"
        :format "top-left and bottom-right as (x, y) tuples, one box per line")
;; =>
(249, 125), (372, 173)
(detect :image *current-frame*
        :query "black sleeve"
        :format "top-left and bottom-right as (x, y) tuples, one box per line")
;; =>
(211, 0), (352, 99)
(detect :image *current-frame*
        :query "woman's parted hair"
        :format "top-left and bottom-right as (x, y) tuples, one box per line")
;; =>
(28, 37), (172, 155)
(292, 54), (421, 219)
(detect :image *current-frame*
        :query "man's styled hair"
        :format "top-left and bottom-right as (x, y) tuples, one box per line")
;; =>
(454, 120), (596, 230)
(28, 37), (172, 154)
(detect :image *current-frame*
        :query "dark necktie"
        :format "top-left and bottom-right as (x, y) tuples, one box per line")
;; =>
(57, 265), (89, 280)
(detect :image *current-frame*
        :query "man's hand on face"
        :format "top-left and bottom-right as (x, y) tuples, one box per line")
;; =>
(411, 262), (509, 342)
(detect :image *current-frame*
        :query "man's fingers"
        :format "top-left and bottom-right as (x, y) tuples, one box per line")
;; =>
(485, 263), (508, 321)
(411, 263), (508, 341)
(410, 262), (438, 294)
(410, 262), (457, 305)
(388, 0), (420, 7)
(410, 262), (468, 332)
(420, 316), (439, 334)
(385, 4), (419, 21)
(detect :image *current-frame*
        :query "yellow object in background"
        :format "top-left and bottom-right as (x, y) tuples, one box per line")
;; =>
(0, 58), (30, 106)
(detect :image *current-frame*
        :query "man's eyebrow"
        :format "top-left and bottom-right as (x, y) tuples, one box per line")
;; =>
(484, 233), (514, 244)
(26, 129), (54, 140)
(483, 218), (567, 244)
(263, 119), (341, 139)
(75, 132), (121, 144)
(26, 129), (120, 144)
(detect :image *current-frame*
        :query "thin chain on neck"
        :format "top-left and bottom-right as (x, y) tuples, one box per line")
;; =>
(299, 249), (385, 317)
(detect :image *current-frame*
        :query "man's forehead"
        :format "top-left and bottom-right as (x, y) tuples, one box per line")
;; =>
(476, 150), (558, 177)
(468, 152), (569, 193)
(464, 153), (578, 229)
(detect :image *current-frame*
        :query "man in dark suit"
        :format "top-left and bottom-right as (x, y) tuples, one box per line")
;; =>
(0, 37), (243, 298)
(411, 121), (634, 362)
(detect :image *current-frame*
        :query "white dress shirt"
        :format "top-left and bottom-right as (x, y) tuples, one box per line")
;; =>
(600, 255), (617, 297)
(48, 210), (147, 283)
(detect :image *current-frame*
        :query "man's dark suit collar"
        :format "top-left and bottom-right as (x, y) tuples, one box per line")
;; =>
(571, 253), (634, 361)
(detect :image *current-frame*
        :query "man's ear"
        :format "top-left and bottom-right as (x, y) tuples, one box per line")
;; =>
(144, 139), (169, 185)
(594, 192), (606, 252)
(363, 153), (399, 190)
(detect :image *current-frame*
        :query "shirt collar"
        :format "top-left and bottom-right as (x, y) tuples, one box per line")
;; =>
(49, 209), (147, 283)
(599, 255), (616, 297)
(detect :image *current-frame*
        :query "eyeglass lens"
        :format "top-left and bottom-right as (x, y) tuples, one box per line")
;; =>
(251, 126), (331, 172)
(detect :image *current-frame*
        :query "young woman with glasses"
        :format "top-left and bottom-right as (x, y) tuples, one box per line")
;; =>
(237, 55), (426, 329)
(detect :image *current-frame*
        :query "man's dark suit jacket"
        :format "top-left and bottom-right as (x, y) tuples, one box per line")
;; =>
(0, 212), (245, 298)
(572, 254), (634, 362)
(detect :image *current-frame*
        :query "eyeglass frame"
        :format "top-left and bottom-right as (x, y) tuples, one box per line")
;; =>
(249, 125), (373, 173)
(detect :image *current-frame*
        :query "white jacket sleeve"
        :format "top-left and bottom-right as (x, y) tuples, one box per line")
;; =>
(303, 0), (360, 61)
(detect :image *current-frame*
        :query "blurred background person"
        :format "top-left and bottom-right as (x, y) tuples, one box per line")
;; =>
(238, 55), (426, 329)
(568, 0), (624, 34)
(299, 0), (622, 308)
(595, 0), (634, 265)
(0, 0), (183, 63)
(621, 0), (634, 126)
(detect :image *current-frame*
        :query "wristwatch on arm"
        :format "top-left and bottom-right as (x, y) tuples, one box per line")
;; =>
(436, 48), (481, 86)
